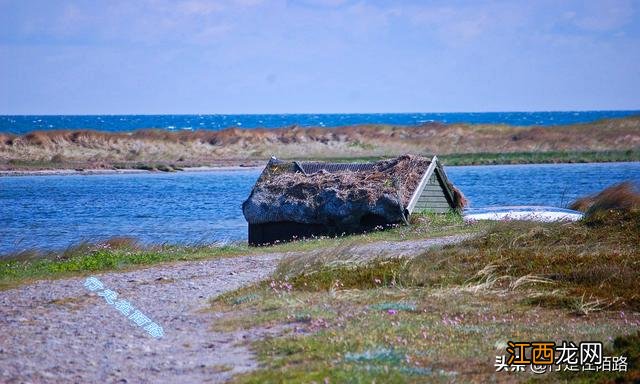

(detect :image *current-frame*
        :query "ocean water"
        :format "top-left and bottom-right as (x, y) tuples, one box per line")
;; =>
(1, 162), (639, 255)
(1, 111), (639, 134)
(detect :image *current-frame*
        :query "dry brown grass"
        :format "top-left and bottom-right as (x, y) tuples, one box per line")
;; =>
(1, 116), (639, 170)
(404, 189), (640, 311)
(264, 179), (640, 311)
(569, 181), (640, 215)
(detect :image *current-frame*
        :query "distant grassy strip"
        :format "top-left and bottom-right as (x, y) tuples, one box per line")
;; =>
(4, 150), (638, 173)
(0, 213), (477, 289)
(3, 160), (186, 172)
(289, 149), (640, 166)
(439, 149), (640, 166)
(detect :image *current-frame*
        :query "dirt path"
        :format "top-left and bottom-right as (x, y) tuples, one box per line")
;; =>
(0, 235), (466, 383)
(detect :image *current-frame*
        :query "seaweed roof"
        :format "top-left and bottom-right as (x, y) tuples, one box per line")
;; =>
(243, 155), (463, 227)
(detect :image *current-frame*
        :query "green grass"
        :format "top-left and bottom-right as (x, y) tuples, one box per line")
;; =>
(0, 212), (479, 289)
(287, 149), (640, 166)
(210, 209), (640, 383)
(213, 287), (638, 383)
(283, 258), (407, 292)
(439, 149), (640, 166)
(112, 162), (182, 172)
(0, 243), (248, 289)
(4, 150), (638, 173)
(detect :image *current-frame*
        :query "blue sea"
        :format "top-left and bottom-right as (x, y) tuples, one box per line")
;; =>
(1, 110), (639, 134)
(1, 162), (639, 255)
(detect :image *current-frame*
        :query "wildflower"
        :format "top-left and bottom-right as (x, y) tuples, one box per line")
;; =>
(387, 309), (397, 315)
(270, 280), (293, 294)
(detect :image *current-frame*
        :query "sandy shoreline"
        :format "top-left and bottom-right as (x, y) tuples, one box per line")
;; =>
(0, 165), (264, 177)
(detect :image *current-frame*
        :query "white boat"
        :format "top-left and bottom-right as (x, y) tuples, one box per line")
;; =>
(463, 206), (584, 222)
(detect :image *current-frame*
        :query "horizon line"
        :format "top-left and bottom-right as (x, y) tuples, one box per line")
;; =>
(2, 109), (640, 117)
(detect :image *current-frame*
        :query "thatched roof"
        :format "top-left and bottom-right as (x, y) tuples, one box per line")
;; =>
(242, 154), (464, 230)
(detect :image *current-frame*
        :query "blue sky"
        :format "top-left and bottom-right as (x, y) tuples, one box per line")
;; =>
(1, 0), (639, 114)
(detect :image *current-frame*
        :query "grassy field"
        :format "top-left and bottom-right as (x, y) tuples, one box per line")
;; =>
(209, 185), (640, 383)
(1, 116), (639, 171)
(0, 212), (482, 290)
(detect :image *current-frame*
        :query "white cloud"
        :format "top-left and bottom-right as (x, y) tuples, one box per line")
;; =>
(4, 0), (639, 51)
(569, 0), (634, 31)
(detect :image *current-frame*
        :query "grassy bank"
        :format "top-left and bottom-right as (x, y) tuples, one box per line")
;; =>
(209, 185), (640, 383)
(290, 149), (640, 166)
(439, 149), (640, 166)
(1, 116), (639, 171)
(3, 149), (637, 175)
(0, 213), (480, 290)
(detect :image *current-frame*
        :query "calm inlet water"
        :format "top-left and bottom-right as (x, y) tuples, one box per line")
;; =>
(1, 162), (639, 255)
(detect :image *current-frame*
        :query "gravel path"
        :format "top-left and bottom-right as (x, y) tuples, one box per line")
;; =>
(0, 235), (466, 383)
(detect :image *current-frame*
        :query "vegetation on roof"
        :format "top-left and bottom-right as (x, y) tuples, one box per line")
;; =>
(243, 155), (466, 230)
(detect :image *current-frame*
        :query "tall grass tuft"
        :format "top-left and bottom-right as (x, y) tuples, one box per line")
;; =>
(569, 181), (640, 215)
